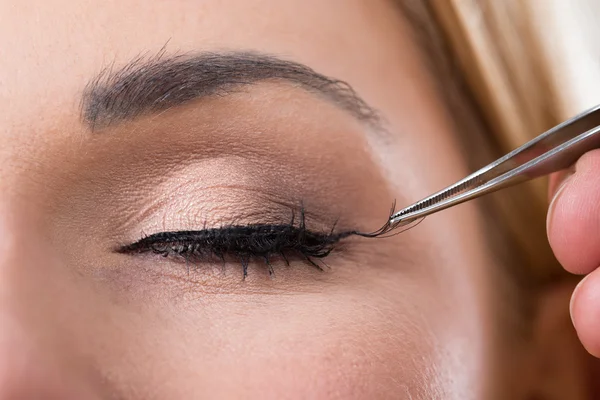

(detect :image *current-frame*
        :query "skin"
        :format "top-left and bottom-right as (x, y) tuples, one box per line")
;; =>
(0, 0), (589, 398)
(548, 150), (600, 358)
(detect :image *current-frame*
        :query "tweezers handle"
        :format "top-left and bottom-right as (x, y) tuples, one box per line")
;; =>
(389, 105), (600, 226)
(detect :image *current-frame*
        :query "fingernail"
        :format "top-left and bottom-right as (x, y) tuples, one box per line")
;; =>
(547, 172), (574, 233)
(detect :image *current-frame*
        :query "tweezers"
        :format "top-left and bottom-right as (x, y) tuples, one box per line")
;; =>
(388, 104), (600, 229)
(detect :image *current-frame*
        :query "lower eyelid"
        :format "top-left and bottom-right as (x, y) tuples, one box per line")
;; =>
(112, 247), (359, 294)
(106, 255), (348, 298)
(133, 249), (322, 277)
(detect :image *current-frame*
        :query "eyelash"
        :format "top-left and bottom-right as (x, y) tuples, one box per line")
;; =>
(117, 209), (356, 278)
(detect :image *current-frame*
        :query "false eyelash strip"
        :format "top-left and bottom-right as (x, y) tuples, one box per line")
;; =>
(117, 202), (413, 278)
(118, 209), (356, 278)
(353, 200), (426, 238)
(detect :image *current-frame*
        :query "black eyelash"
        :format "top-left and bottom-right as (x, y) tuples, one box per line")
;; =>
(117, 209), (356, 278)
(117, 202), (412, 278)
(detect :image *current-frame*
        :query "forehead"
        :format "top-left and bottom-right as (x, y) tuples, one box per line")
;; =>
(1, 0), (408, 133)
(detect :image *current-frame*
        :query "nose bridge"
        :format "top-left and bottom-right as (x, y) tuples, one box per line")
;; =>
(0, 304), (55, 397)
(0, 196), (46, 344)
(0, 198), (36, 300)
(0, 187), (67, 334)
(0, 199), (79, 398)
(0, 194), (46, 289)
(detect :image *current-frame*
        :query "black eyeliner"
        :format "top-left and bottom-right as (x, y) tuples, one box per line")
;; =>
(118, 212), (356, 278)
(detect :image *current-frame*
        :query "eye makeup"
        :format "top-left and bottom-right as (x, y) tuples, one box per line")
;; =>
(116, 200), (403, 279)
(117, 208), (357, 278)
(54, 85), (398, 285)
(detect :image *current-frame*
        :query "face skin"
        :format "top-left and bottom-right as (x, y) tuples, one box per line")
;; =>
(0, 0), (560, 398)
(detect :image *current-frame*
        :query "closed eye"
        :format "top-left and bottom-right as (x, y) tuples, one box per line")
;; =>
(117, 209), (357, 278)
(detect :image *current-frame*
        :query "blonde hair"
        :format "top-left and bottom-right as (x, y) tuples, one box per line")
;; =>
(397, 0), (578, 285)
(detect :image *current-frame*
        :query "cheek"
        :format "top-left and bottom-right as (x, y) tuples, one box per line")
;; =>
(79, 268), (491, 400)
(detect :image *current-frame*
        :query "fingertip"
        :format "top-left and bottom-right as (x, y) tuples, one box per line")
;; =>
(547, 149), (600, 275)
(571, 269), (600, 358)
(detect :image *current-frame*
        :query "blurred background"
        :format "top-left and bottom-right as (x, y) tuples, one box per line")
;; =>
(538, 0), (600, 115)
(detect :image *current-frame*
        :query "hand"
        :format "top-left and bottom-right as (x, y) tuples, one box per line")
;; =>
(547, 149), (600, 357)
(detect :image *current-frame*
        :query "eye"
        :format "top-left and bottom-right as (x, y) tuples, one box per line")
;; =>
(116, 209), (356, 278)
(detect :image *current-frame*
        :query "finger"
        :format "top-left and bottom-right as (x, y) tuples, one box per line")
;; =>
(548, 166), (575, 199)
(570, 268), (600, 357)
(547, 149), (600, 275)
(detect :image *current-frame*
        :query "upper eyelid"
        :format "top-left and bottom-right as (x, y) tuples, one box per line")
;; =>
(64, 96), (388, 255)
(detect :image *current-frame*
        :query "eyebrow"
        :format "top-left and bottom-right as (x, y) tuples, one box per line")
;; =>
(81, 51), (382, 130)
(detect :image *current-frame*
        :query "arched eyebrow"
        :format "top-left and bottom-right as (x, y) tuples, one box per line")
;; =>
(81, 51), (382, 130)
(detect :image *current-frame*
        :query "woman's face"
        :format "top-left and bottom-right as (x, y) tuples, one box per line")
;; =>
(1, 0), (506, 398)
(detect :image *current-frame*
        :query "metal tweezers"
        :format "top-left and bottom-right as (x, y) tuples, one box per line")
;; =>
(388, 104), (600, 229)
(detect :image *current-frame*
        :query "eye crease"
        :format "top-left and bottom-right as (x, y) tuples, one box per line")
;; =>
(117, 208), (358, 278)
